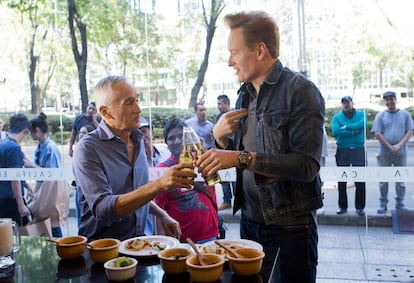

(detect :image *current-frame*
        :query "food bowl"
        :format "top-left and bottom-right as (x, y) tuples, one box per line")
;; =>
(158, 247), (192, 274)
(186, 253), (225, 282)
(227, 248), (265, 276)
(54, 236), (88, 260)
(87, 238), (121, 263)
(104, 256), (137, 281)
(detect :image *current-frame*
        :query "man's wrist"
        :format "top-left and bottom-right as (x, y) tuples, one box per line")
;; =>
(238, 151), (252, 169)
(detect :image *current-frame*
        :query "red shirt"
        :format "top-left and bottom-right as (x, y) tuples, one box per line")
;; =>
(155, 156), (218, 243)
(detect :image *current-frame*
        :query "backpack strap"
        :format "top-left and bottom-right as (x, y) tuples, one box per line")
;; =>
(193, 183), (218, 211)
(163, 158), (175, 167)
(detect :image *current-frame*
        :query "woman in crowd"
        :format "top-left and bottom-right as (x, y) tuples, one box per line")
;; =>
(27, 112), (70, 237)
(155, 118), (218, 243)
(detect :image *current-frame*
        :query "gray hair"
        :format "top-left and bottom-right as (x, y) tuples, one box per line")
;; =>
(93, 75), (130, 110)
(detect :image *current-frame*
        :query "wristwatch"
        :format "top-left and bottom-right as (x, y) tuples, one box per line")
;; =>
(238, 151), (252, 170)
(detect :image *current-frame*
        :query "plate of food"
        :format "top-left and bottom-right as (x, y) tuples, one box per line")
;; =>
(197, 239), (263, 260)
(119, 235), (180, 257)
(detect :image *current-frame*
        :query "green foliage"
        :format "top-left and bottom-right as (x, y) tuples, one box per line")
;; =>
(45, 115), (73, 133)
(325, 107), (379, 140)
(5, 105), (414, 145)
(0, 114), (66, 145)
(140, 107), (218, 140)
(144, 107), (388, 141)
(6, 0), (46, 13)
(45, 115), (72, 144)
(50, 131), (71, 145)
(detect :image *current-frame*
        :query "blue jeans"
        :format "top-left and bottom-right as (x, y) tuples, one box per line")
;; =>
(335, 148), (366, 210)
(377, 154), (407, 204)
(221, 182), (235, 203)
(52, 227), (63, 238)
(240, 214), (318, 283)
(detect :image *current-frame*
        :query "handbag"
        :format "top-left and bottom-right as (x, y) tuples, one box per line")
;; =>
(28, 180), (71, 228)
(19, 217), (52, 237)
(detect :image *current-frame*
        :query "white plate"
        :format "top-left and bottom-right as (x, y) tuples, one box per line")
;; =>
(197, 239), (263, 260)
(119, 235), (180, 257)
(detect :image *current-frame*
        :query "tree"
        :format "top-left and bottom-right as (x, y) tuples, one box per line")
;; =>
(67, 0), (88, 113)
(4, 0), (56, 114)
(188, 0), (226, 109)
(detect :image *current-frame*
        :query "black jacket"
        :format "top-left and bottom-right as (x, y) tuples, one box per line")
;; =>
(228, 60), (325, 224)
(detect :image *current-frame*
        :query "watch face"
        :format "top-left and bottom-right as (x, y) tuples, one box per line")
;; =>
(239, 151), (251, 168)
(240, 155), (248, 163)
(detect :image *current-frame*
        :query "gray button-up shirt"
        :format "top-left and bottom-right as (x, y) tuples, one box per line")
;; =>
(73, 120), (149, 241)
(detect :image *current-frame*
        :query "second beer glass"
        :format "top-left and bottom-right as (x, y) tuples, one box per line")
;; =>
(184, 126), (221, 186)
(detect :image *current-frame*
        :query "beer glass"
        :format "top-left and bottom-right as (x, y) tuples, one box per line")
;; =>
(0, 218), (20, 278)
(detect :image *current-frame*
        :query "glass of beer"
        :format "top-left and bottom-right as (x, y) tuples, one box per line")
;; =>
(179, 127), (195, 190)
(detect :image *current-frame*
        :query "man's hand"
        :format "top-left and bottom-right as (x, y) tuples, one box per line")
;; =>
(18, 203), (31, 218)
(390, 144), (401, 156)
(155, 163), (196, 191)
(159, 214), (182, 240)
(197, 149), (240, 178)
(213, 109), (248, 148)
(69, 147), (74, 157)
(23, 156), (37, 168)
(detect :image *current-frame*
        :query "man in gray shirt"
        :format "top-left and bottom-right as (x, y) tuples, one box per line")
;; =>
(73, 75), (195, 241)
(185, 103), (215, 149)
(372, 91), (414, 213)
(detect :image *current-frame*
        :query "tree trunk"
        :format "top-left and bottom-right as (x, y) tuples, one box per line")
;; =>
(28, 25), (40, 114)
(29, 54), (40, 114)
(188, 0), (225, 109)
(68, 0), (88, 113)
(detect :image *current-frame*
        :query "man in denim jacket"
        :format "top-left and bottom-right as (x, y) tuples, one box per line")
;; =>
(197, 11), (324, 283)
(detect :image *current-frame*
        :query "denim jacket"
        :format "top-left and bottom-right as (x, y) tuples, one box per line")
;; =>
(228, 60), (325, 225)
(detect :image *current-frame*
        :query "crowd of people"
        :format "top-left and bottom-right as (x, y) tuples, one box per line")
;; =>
(1, 9), (413, 283)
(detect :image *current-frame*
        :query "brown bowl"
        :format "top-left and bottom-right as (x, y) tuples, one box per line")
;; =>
(87, 238), (121, 264)
(227, 248), (265, 276)
(54, 236), (87, 260)
(158, 248), (192, 274)
(186, 253), (225, 282)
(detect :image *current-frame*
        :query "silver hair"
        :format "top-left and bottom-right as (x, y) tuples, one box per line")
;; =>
(93, 75), (130, 110)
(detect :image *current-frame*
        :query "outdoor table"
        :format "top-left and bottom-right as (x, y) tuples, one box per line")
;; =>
(9, 236), (265, 283)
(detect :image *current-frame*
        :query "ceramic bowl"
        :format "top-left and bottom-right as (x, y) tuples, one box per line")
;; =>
(104, 257), (138, 281)
(54, 235), (87, 260)
(87, 238), (121, 264)
(227, 248), (265, 276)
(186, 253), (225, 282)
(158, 247), (192, 274)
